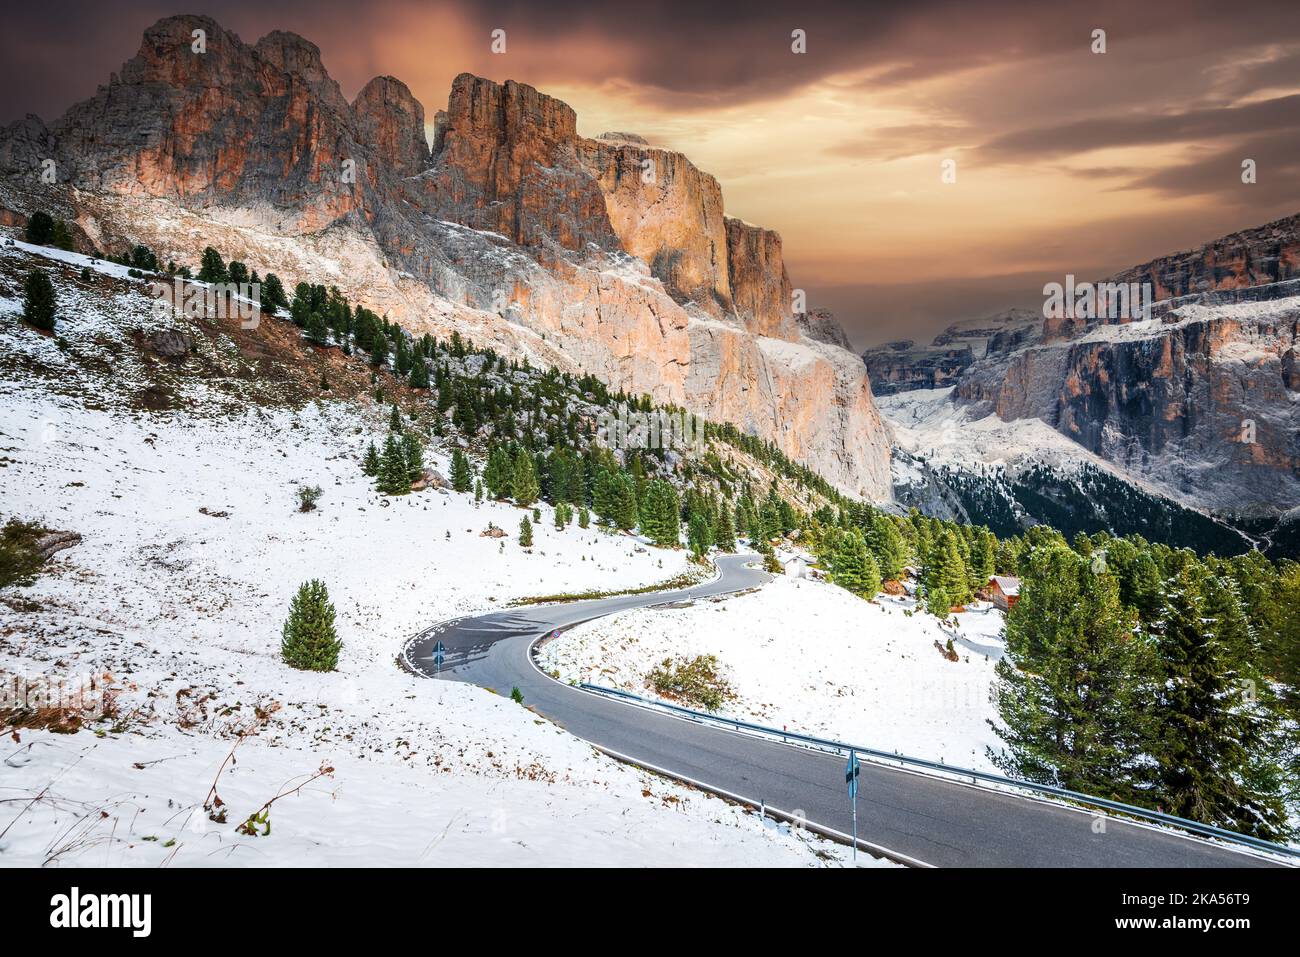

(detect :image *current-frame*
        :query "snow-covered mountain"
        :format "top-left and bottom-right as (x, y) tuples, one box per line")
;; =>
(0, 238), (869, 866)
(865, 213), (1300, 555)
(0, 13), (890, 499)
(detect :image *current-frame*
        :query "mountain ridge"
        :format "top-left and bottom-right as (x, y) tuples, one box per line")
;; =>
(0, 13), (891, 499)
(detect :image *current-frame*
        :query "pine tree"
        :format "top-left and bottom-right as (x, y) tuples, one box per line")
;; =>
(512, 449), (540, 506)
(988, 545), (1154, 801)
(450, 449), (472, 492)
(578, 506), (590, 529)
(376, 434), (410, 495)
(198, 246), (228, 283)
(261, 273), (288, 317)
(831, 530), (880, 598)
(611, 474), (639, 531)
(687, 512), (713, 559)
(52, 219), (75, 252)
(474, 479), (483, 503)
(21, 270), (56, 331)
(402, 431), (424, 483)
(361, 441), (380, 477)
(713, 504), (737, 552)
(483, 447), (512, 499)
(864, 513), (906, 581)
(518, 516), (533, 547)
(924, 530), (969, 611)
(388, 404), (402, 432)
(306, 310), (330, 346)
(409, 358), (429, 389)
(24, 211), (55, 246)
(640, 480), (680, 547)
(1151, 562), (1289, 839)
(280, 580), (342, 672)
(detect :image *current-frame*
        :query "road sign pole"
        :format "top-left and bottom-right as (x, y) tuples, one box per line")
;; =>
(851, 749), (858, 862)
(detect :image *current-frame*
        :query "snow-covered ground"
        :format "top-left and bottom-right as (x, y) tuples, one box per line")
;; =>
(539, 576), (1008, 772)
(0, 240), (886, 867)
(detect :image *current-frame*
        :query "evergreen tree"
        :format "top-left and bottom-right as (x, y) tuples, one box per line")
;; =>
(198, 246), (228, 283)
(831, 530), (880, 598)
(610, 473), (639, 531)
(864, 513), (907, 581)
(21, 270), (56, 331)
(280, 580), (342, 671)
(450, 449), (472, 492)
(52, 219), (75, 252)
(640, 480), (680, 547)
(361, 441), (380, 477)
(388, 404), (403, 432)
(687, 511), (713, 559)
(512, 449), (540, 506)
(409, 357), (430, 389)
(518, 516), (533, 547)
(24, 211), (55, 246)
(376, 434), (410, 495)
(402, 431), (424, 482)
(713, 504), (737, 553)
(483, 446), (513, 499)
(578, 506), (590, 529)
(923, 530), (969, 611)
(474, 479), (484, 503)
(1151, 562), (1289, 839)
(988, 545), (1154, 801)
(306, 310), (330, 346)
(261, 273), (288, 317)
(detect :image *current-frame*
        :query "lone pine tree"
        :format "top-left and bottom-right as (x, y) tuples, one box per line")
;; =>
(518, 515), (533, 547)
(281, 579), (342, 672)
(21, 270), (56, 331)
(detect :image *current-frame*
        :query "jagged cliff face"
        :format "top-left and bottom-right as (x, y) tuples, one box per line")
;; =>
(1108, 214), (1300, 301)
(0, 14), (891, 498)
(886, 220), (1300, 515)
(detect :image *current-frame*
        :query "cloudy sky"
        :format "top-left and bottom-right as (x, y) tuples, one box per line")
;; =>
(3, 0), (1299, 347)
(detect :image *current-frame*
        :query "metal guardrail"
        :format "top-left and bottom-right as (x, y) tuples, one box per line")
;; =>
(579, 682), (1300, 861)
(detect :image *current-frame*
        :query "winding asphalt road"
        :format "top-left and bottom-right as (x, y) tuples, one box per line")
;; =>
(403, 554), (1282, 867)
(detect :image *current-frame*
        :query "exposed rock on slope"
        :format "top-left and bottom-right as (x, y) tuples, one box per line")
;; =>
(865, 215), (1300, 519)
(0, 14), (890, 498)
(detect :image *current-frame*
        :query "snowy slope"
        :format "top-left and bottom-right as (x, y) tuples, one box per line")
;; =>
(0, 240), (883, 867)
(539, 577), (1008, 773)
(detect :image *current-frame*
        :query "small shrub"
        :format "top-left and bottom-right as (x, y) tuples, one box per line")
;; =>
(510, 686), (524, 705)
(0, 519), (47, 587)
(296, 485), (322, 512)
(647, 654), (733, 712)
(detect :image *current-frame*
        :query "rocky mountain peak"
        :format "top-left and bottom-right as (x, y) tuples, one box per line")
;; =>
(352, 76), (430, 178)
(0, 15), (893, 499)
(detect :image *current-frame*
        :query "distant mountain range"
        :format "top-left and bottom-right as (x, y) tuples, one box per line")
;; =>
(867, 212), (1300, 555)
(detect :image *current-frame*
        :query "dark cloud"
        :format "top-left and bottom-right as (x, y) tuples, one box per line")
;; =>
(978, 93), (1300, 162)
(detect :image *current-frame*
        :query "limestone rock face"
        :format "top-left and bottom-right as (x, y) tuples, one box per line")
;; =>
(578, 137), (732, 315)
(422, 73), (619, 253)
(796, 309), (855, 351)
(1108, 213), (1300, 300)
(0, 14), (893, 499)
(725, 217), (798, 341)
(351, 76), (430, 179)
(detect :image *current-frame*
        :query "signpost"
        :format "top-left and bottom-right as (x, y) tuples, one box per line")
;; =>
(845, 750), (861, 862)
(431, 640), (446, 672)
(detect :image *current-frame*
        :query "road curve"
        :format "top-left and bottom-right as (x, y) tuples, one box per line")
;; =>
(403, 554), (1280, 868)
